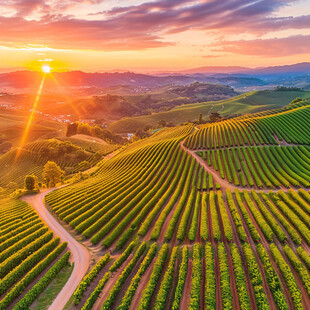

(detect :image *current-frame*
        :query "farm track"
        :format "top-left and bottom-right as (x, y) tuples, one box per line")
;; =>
(181, 140), (307, 193)
(22, 189), (91, 310)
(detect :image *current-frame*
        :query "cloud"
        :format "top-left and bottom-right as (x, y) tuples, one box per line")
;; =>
(0, 0), (309, 51)
(213, 35), (310, 57)
(0, 0), (103, 17)
(0, 15), (171, 50)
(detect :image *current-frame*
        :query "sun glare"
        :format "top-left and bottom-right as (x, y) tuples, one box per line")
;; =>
(42, 65), (51, 73)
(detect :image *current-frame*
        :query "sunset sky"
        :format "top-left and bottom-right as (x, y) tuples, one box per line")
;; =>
(1, 0), (310, 72)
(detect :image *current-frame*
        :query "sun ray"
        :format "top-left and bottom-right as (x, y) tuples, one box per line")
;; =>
(15, 73), (46, 161)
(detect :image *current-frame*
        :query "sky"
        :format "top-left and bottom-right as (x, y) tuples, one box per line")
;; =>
(0, 0), (310, 72)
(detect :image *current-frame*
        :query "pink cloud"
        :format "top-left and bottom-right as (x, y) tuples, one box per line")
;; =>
(213, 35), (310, 57)
(0, 0), (309, 52)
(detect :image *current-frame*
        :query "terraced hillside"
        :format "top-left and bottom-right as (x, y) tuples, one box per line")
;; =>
(0, 198), (70, 310)
(0, 138), (118, 188)
(42, 103), (310, 310)
(108, 90), (310, 133)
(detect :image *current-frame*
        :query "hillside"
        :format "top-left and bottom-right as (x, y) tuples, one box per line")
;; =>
(108, 89), (310, 132)
(0, 138), (118, 188)
(39, 102), (310, 310)
(0, 198), (71, 310)
(0, 108), (66, 154)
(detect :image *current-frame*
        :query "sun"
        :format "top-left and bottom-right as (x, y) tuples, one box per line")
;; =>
(42, 65), (51, 73)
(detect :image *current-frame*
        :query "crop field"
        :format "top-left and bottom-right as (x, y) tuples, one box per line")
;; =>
(0, 137), (117, 187)
(0, 198), (70, 309)
(42, 103), (310, 310)
(108, 90), (310, 133)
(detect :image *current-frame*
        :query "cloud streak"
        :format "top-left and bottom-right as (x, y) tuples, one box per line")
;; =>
(0, 0), (309, 55)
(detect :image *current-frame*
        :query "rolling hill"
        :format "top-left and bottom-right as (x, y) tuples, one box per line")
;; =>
(1, 93), (310, 310)
(108, 89), (310, 132)
(0, 137), (119, 188)
(38, 101), (310, 310)
(0, 108), (66, 154)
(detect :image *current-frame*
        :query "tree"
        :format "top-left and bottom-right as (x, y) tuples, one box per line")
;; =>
(198, 113), (203, 124)
(66, 122), (78, 137)
(209, 112), (221, 122)
(43, 161), (64, 187)
(24, 175), (38, 190)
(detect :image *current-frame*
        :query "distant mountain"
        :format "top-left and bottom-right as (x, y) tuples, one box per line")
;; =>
(175, 62), (310, 76)
(0, 62), (309, 93)
(0, 70), (265, 92)
(180, 66), (250, 74)
(245, 62), (310, 75)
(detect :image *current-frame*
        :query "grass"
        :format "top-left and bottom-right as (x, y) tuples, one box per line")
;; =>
(108, 90), (310, 132)
(32, 263), (74, 310)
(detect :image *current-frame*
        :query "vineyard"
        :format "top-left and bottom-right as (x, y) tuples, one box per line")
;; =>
(42, 103), (310, 310)
(0, 198), (70, 309)
(0, 137), (118, 187)
(1, 101), (310, 309)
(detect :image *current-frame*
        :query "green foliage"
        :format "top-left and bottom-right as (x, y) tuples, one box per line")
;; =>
(74, 253), (111, 305)
(242, 243), (269, 309)
(188, 244), (201, 310)
(172, 246), (188, 310)
(13, 252), (70, 309)
(118, 243), (158, 310)
(256, 244), (288, 310)
(24, 174), (38, 190)
(101, 242), (147, 309)
(218, 243), (232, 310)
(137, 244), (169, 310)
(205, 242), (216, 309)
(0, 242), (67, 309)
(283, 245), (310, 297)
(230, 244), (251, 310)
(270, 244), (302, 310)
(43, 161), (64, 187)
(154, 246), (178, 310)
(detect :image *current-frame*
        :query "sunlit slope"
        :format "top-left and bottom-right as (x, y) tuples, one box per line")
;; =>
(108, 90), (310, 132)
(45, 125), (194, 248)
(58, 135), (118, 155)
(44, 110), (310, 310)
(0, 109), (65, 150)
(0, 138), (115, 187)
(185, 103), (310, 149)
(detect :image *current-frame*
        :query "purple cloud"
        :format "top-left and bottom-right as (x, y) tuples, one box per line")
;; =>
(0, 0), (309, 52)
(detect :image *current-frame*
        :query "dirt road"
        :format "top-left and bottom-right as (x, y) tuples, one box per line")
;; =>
(22, 189), (90, 310)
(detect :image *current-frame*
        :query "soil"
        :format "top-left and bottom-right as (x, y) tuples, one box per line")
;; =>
(92, 254), (133, 309)
(129, 259), (156, 310)
(180, 258), (192, 310)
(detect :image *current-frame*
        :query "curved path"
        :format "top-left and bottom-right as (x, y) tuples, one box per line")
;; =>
(180, 141), (304, 193)
(22, 189), (91, 310)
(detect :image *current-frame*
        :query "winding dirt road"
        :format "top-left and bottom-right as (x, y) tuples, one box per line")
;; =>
(22, 189), (90, 310)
